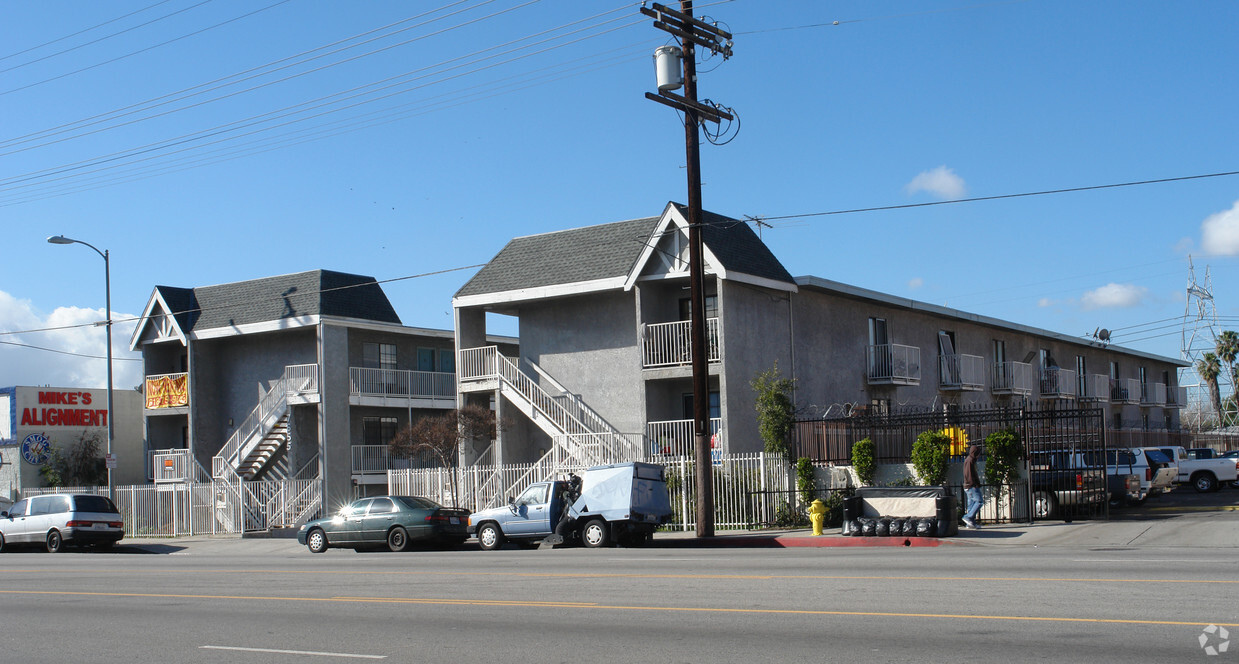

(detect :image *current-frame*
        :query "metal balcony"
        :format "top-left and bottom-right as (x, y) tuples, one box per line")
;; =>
(1141, 382), (1166, 407)
(1111, 378), (1141, 405)
(939, 353), (985, 391)
(641, 318), (721, 369)
(1078, 374), (1111, 403)
(1039, 367), (1077, 400)
(867, 344), (921, 386)
(991, 361), (1033, 397)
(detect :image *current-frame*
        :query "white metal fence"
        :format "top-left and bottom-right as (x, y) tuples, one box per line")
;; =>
(387, 452), (793, 531)
(20, 478), (322, 538)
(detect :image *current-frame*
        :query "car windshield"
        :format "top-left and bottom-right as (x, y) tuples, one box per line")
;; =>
(395, 496), (441, 510)
(73, 495), (119, 513)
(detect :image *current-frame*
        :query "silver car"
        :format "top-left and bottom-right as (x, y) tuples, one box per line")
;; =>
(0, 494), (124, 553)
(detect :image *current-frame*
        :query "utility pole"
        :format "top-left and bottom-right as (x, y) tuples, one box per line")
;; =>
(643, 1), (733, 538)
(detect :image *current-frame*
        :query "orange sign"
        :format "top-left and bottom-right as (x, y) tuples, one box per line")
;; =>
(145, 374), (188, 409)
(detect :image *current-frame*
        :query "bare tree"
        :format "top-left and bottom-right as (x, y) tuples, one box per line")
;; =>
(389, 404), (507, 507)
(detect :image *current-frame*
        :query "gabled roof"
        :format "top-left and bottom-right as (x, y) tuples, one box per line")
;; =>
(131, 270), (400, 346)
(454, 203), (796, 306)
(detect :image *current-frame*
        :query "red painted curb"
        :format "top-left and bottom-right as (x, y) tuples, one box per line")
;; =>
(774, 536), (943, 548)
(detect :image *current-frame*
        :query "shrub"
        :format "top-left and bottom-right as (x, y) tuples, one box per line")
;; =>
(795, 457), (816, 504)
(983, 428), (1024, 487)
(911, 430), (951, 486)
(851, 438), (876, 486)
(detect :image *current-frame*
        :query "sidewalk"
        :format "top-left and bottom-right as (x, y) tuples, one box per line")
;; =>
(652, 508), (1239, 549)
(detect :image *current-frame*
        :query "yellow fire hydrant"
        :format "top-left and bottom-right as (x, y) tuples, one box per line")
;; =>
(807, 499), (827, 536)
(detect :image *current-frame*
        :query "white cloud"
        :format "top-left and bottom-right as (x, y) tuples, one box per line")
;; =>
(1080, 283), (1148, 310)
(1200, 199), (1239, 256)
(0, 290), (142, 390)
(904, 165), (967, 200)
(1038, 298), (1054, 308)
(907, 277), (924, 289)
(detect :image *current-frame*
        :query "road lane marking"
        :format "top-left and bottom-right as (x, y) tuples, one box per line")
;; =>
(200, 645), (385, 659)
(2, 568), (1236, 584)
(3, 589), (1236, 629)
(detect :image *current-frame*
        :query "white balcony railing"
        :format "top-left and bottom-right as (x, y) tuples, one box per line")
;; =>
(938, 353), (985, 391)
(349, 367), (455, 400)
(1141, 382), (1166, 406)
(646, 418), (723, 457)
(992, 361), (1034, 396)
(1111, 378), (1141, 404)
(1166, 385), (1187, 407)
(1079, 374), (1111, 402)
(641, 318), (720, 369)
(867, 344), (921, 385)
(1039, 367), (1077, 399)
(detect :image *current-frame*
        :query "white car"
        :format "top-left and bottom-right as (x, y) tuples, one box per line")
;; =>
(0, 493), (124, 553)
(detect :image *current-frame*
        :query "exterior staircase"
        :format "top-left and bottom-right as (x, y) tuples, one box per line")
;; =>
(213, 364), (317, 481)
(458, 346), (643, 507)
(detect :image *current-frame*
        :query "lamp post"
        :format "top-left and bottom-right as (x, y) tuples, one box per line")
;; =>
(47, 234), (113, 499)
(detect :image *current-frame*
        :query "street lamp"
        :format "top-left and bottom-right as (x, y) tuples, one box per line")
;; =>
(47, 234), (113, 499)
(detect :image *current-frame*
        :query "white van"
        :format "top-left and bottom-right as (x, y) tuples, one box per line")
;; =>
(0, 493), (124, 552)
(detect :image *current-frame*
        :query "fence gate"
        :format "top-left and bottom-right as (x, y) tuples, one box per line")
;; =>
(1022, 407), (1108, 521)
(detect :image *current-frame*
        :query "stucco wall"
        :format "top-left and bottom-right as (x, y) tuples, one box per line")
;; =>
(718, 280), (795, 454)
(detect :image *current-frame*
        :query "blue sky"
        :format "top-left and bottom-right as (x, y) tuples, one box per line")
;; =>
(2, 0), (1237, 405)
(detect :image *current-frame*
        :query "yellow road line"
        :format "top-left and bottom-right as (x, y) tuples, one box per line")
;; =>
(0, 589), (1234, 628)
(1, 568), (1236, 584)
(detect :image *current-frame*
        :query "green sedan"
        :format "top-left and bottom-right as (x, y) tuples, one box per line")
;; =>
(297, 495), (470, 553)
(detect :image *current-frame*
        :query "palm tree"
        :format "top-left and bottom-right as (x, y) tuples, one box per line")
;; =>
(1217, 331), (1239, 425)
(1198, 352), (1223, 427)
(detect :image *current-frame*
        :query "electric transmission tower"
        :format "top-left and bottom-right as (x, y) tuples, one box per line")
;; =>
(1180, 256), (1224, 430)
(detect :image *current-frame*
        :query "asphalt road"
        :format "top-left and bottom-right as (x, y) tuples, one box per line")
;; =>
(1, 508), (1236, 664)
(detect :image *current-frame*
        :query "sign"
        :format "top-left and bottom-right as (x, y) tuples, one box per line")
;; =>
(105, 453), (118, 469)
(145, 374), (188, 409)
(21, 433), (51, 465)
(19, 390), (107, 428)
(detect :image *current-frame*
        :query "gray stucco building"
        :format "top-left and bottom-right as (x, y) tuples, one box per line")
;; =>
(129, 269), (514, 512)
(453, 203), (1188, 469)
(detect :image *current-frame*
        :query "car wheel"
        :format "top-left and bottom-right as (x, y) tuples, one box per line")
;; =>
(1193, 473), (1217, 493)
(1032, 491), (1057, 519)
(581, 519), (610, 548)
(387, 526), (410, 552)
(0, 532), (5, 553)
(477, 522), (505, 551)
(46, 530), (64, 553)
(306, 528), (329, 554)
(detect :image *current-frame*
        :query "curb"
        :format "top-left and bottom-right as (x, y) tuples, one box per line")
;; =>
(656, 534), (949, 548)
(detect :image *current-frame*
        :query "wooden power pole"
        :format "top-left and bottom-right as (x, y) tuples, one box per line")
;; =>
(643, 1), (733, 538)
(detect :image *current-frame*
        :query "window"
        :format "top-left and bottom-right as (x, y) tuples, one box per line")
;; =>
(868, 317), (888, 347)
(938, 331), (959, 384)
(1142, 413), (1150, 431)
(1110, 361), (1119, 380)
(6, 499), (26, 518)
(1162, 370), (1171, 387)
(681, 391), (721, 420)
(1076, 356), (1087, 396)
(363, 342), (397, 370)
(678, 295), (718, 321)
(869, 398), (890, 416)
(368, 498), (395, 514)
(993, 340), (1005, 364)
(1164, 413), (1173, 431)
(515, 484), (548, 507)
(1113, 412), (1122, 430)
(362, 416), (398, 445)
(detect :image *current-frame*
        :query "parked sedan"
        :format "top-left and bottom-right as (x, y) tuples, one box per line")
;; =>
(297, 495), (469, 553)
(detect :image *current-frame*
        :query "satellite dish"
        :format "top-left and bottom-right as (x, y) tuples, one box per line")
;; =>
(1099, 329), (1111, 342)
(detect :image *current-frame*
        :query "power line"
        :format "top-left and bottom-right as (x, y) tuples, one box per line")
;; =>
(752, 170), (1239, 222)
(0, 0), (176, 64)
(0, 339), (142, 362)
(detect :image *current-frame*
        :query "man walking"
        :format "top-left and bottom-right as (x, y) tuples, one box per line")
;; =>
(962, 444), (983, 529)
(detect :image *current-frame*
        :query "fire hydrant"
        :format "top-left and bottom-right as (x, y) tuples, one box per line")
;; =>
(807, 499), (827, 536)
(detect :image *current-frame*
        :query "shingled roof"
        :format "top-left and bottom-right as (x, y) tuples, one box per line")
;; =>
(455, 204), (795, 299)
(154, 269), (401, 333)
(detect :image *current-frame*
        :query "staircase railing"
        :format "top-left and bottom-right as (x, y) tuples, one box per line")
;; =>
(213, 364), (318, 479)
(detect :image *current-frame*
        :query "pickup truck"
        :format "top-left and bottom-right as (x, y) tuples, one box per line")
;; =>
(1081, 448), (1176, 506)
(468, 462), (673, 550)
(1189, 448), (1239, 488)
(1028, 450), (1108, 519)
(1140, 446), (1239, 493)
